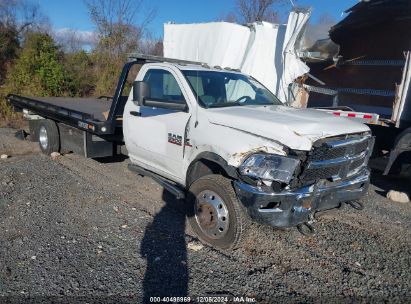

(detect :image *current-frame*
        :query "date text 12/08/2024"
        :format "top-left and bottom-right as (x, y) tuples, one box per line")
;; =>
(149, 296), (257, 302)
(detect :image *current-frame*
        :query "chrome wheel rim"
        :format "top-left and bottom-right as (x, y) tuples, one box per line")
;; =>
(39, 126), (48, 150)
(195, 190), (229, 239)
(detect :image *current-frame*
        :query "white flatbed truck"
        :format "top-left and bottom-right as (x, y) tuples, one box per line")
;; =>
(7, 54), (374, 249)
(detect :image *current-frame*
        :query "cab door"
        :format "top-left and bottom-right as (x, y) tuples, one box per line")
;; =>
(124, 66), (191, 182)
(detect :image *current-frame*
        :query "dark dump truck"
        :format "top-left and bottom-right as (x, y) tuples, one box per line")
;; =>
(303, 0), (411, 179)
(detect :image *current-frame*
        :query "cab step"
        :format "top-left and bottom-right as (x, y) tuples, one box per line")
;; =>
(128, 164), (186, 199)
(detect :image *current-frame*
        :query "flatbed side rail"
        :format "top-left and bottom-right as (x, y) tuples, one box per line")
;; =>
(7, 94), (115, 136)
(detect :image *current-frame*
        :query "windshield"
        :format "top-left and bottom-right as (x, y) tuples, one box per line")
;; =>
(182, 70), (283, 108)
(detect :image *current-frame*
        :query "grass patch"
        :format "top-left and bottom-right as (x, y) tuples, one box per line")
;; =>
(0, 96), (24, 128)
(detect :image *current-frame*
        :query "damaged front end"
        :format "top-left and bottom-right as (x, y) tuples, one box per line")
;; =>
(233, 133), (375, 231)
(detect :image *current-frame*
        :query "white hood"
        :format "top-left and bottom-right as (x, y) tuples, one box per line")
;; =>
(207, 105), (370, 151)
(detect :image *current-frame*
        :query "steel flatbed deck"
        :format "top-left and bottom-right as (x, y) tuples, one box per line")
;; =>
(7, 94), (122, 136)
(21, 96), (112, 121)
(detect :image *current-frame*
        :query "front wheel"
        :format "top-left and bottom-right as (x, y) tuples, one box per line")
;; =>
(187, 175), (248, 249)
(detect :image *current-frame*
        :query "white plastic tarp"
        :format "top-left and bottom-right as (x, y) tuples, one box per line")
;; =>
(392, 51), (411, 128)
(163, 10), (311, 103)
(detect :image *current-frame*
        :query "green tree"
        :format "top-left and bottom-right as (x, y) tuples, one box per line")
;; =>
(0, 24), (19, 84)
(64, 50), (96, 96)
(90, 50), (124, 96)
(3, 32), (67, 96)
(0, 32), (68, 121)
(0, 0), (48, 84)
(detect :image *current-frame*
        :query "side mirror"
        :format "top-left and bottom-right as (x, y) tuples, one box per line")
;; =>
(132, 81), (150, 105)
(132, 80), (187, 112)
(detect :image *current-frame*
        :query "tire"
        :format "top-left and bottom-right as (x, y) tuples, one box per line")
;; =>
(400, 163), (411, 181)
(187, 174), (249, 250)
(38, 120), (60, 155)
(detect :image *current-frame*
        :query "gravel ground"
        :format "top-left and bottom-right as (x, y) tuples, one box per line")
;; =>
(0, 127), (411, 303)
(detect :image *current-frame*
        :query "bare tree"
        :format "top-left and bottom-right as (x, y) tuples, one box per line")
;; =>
(85, 0), (155, 34)
(84, 0), (157, 95)
(0, 0), (48, 34)
(236, 0), (287, 23)
(84, 0), (156, 57)
(18, 1), (49, 33)
(0, 0), (48, 84)
(138, 32), (163, 56)
(0, 0), (16, 27)
(54, 28), (98, 53)
(303, 13), (337, 48)
(318, 13), (336, 26)
(217, 11), (238, 23)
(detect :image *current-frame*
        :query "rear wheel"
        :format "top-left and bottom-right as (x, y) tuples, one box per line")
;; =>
(38, 120), (60, 155)
(187, 175), (248, 249)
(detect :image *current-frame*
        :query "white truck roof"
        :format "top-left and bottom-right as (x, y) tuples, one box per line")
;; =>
(143, 61), (244, 74)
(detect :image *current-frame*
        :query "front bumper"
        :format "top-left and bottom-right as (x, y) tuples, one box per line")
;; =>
(233, 169), (370, 228)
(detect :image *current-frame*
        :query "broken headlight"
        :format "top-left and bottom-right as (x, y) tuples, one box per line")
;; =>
(239, 153), (300, 184)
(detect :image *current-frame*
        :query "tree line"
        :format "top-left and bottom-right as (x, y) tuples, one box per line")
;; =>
(0, 0), (333, 124)
(0, 0), (162, 123)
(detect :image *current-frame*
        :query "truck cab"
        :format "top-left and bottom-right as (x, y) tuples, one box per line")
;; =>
(123, 57), (374, 249)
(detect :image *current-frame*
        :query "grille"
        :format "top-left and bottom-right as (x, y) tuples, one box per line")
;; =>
(354, 140), (369, 155)
(310, 139), (369, 161)
(310, 146), (346, 161)
(301, 166), (341, 182)
(299, 135), (372, 184)
(349, 158), (365, 172)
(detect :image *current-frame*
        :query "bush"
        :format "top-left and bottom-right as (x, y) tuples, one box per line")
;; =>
(91, 51), (126, 97)
(2, 32), (67, 97)
(64, 50), (96, 96)
(0, 32), (70, 123)
(0, 25), (19, 84)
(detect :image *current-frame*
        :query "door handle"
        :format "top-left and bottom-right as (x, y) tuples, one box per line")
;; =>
(130, 111), (141, 117)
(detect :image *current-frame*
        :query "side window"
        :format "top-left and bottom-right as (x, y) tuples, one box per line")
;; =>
(143, 69), (185, 103)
